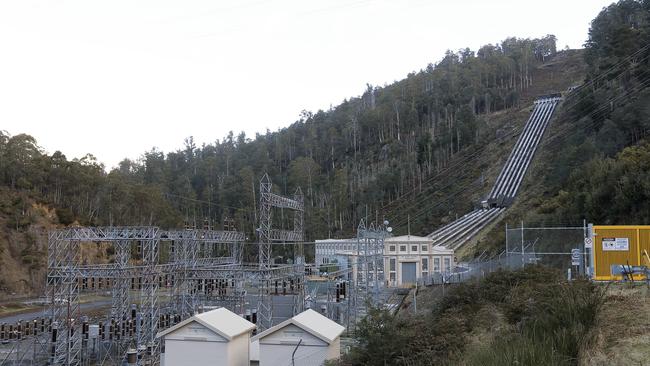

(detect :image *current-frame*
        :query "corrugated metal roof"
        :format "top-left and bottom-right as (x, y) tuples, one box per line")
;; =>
(156, 307), (255, 341)
(251, 309), (344, 344)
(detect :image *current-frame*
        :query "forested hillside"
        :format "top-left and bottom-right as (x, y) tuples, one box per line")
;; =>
(1, 34), (557, 240)
(471, 0), (650, 256)
(2, 0), (648, 296)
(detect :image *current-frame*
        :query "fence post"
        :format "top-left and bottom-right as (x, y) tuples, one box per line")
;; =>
(521, 221), (525, 268)
(582, 219), (587, 277)
(505, 223), (509, 257)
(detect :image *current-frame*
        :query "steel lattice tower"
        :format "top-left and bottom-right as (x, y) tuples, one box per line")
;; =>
(47, 232), (81, 366)
(256, 173), (305, 331)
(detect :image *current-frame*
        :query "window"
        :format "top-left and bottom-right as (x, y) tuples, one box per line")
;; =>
(444, 258), (451, 271)
(434, 258), (440, 272)
(389, 245), (396, 252)
(390, 272), (396, 281)
(411, 245), (418, 252)
(421, 244), (428, 252)
(390, 258), (396, 271)
(399, 245), (407, 252)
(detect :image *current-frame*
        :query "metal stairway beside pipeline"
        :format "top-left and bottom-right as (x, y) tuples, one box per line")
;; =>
(428, 96), (562, 250)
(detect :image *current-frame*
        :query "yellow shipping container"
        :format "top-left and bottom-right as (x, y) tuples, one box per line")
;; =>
(592, 225), (650, 281)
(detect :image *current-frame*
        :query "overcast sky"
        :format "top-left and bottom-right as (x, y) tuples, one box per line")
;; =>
(1, 0), (614, 169)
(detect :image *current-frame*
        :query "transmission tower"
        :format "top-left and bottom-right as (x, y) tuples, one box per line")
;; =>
(256, 173), (305, 330)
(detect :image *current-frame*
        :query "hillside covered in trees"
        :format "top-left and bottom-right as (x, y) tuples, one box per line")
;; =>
(1, 33), (558, 239)
(1, 0), (649, 295)
(470, 0), (650, 256)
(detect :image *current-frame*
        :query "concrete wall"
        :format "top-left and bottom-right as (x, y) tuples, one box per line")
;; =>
(162, 320), (251, 366)
(165, 321), (228, 342)
(258, 324), (336, 366)
(164, 339), (227, 366)
(326, 337), (341, 360)
(261, 324), (326, 346)
(228, 333), (251, 366)
(385, 253), (455, 287)
(259, 344), (331, 366)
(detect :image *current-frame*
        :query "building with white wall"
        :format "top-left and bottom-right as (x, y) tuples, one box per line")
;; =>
(156, 307), (255, 366)
(315, 235), (455, 287)
(384, 235), (455, 286)
(315, 239), (356, 268)
(250, 309), (345, 366)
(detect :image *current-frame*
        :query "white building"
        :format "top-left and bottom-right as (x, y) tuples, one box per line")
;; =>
(315, 235), (455, 287)
(156, 307), (255, 366)
(315, 238), (356, 268)
(250, 309), (345, 366)
(384, 235), (455, 287)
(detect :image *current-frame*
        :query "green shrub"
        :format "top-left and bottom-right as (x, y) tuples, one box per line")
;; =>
(56, 207), (75, 225)
(338, 266), (605, 365)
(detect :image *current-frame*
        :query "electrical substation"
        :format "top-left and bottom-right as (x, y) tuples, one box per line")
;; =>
(3, 91), (648, 366)
(0, 173), (394, 366)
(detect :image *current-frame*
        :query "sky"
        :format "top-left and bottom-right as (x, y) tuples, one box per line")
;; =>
(0, 0), (614, 169)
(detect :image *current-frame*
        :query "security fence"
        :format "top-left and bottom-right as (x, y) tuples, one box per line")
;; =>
(417, 223), (589, 287)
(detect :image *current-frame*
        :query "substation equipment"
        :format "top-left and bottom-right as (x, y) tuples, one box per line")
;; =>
(38, 173), (308, 366)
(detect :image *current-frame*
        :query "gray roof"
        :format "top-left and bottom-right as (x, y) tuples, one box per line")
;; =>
(251, 309), (344, 344)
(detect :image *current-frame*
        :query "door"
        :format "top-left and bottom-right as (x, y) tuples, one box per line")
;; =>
(401, 262), (417, 285)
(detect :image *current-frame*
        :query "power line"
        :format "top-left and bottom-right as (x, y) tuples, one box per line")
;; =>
(383, 47), (650, 227)
(396, 72), (650, 229)
(385, 43), (650, 214)
(164, 192), (250, 213)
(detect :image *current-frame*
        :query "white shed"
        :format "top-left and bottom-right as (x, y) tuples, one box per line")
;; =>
(251, 309), (345, 366)
(156, 308), (255, 366)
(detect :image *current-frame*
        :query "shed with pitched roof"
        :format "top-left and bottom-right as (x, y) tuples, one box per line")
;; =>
(156, 308), (255, 366)
(250, 309), (345, 366)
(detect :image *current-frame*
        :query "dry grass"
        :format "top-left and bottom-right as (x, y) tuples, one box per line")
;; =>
(0, 303), (38, 317)
(462, 303), (512, 352)
(580, 283), (650, 366)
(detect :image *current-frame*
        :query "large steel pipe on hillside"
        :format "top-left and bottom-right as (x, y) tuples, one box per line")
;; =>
(494, 100), (553, 199)
(488, 102), (547, 199)
(429, 210), (483, 240)
(492, 101), (551, 199)
(506, 100), (559, 197)
(448, 208), (504, 249)
(432, 211), (487, 247)
(444, 208), (498, 249)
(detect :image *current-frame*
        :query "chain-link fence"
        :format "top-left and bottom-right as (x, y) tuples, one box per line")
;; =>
(417, 224), (589, 287)
(505, 224), (587, 274)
